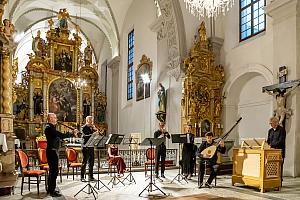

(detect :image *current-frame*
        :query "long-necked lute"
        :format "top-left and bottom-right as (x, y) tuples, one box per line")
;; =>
(200, 117), (242, 159)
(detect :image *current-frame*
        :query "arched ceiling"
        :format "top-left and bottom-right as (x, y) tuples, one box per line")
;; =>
(7, 0), (134, 60)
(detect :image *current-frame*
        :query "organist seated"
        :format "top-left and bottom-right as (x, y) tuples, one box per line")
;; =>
(197, 132), (226, 188)
(107, 144), (126, 177)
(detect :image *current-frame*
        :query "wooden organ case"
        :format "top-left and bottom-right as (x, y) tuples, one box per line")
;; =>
(232, 139), (282, 192)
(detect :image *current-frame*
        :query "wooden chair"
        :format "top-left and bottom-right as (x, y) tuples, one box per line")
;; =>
(144, 148), (156, 176)
(65, 148), (82, 180)
(37, 148), (62, 183)
(17, 149), (47, 195)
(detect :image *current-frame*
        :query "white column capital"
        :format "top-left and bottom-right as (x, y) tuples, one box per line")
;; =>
(266, 0), (298, 23)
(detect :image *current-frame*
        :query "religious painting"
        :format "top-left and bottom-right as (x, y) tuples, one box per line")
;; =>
(48, 78), (77, 122)
(200, 119), (212, 137)
(54, 45), (73, 72)
(135, 55), (152, 101)
(33, 88), (43, 115)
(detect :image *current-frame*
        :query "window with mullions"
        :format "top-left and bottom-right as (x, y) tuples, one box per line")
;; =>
(127, 29), (134, 100)
(240, 0), (265, 41)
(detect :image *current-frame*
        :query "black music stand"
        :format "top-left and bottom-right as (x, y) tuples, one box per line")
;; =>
(170, 134), (188, 184)
(74, 134), (109, 199)
(106, 134), (125, 188)
(139, 137), (166, 197)
(92, 135), (111, 191)
(122, 137), (138, 184)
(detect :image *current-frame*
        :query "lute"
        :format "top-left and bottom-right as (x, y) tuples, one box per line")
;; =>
(200, 117), (242, 159)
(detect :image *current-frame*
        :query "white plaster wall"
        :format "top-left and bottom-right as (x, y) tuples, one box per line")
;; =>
(238, 75), (272, 140)
(117, 0), (157, 141)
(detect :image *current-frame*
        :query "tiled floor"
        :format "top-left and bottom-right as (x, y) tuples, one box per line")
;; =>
(2, 169), (300, 200)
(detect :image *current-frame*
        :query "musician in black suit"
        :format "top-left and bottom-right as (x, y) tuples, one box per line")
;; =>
(197, 132), (226, 188)
(267, 116), (286, 186)
(154, 121), (170, 178)
(182, 124), (196, 180)
(45, 113), (78, 197)
(81, 116), (98, 181)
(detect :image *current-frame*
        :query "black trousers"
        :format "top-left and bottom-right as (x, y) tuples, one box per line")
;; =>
(155, 144), (166, 175)
(81, 147), (95, 178)
(46, 149), (59, 193)
(198, 160), (219, 185)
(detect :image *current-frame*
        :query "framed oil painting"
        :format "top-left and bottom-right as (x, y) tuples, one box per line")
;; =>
(135, 55), (152, 101)
(54, 44), (73, 72)
(48, 78), (77, 122)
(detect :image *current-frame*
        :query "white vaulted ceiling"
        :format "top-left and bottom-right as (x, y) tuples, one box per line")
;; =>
(8, 0), (134, 62)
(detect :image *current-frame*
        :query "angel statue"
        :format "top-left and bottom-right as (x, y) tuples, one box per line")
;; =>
(58, 8), (70, 29)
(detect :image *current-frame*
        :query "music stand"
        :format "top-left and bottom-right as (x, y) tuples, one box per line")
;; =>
(139, 137), (166, 197)
(92, 135), (111, 191)
(74, 133), (106, 199)
(106, 134), (125, 187)
(122, 137), (138, 184)
(170, 134), (188, 184)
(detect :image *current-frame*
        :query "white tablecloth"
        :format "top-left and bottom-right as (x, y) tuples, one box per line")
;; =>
(0, 133), (8, 152)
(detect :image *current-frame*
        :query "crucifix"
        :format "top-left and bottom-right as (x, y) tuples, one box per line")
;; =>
(262, 66), (300, 126)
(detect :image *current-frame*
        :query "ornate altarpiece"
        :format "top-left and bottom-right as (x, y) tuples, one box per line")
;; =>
(13, 9), (107, 139)
(181, 22), (225, 137)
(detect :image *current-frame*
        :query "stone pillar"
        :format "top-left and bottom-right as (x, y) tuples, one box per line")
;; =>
(266, 0), (300, 177)
(209, 37), (224, 66)
(107, 56), (120, 133)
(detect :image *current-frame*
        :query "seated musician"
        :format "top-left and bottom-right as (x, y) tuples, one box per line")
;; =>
(107, 144), (126, 177)
(197, 132), (226, 188)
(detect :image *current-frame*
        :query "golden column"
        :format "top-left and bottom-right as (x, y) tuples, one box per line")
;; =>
(0, 2), (19, 188)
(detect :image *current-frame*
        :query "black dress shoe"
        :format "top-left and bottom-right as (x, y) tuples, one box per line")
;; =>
(205, 182), (212, 188)
(81, 178), (86, 182)
(89, 177), (96, 181)
(50, 191), (62, 197)
(161, 174), (165, 178)
(198, 182), (204, 188)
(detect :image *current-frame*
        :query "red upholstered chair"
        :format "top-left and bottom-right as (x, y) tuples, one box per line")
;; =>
(65, 148), (82, 180)
(144, 148), (156, 176)
(37, 148), (62, 183)
(17, 149), (47, 195)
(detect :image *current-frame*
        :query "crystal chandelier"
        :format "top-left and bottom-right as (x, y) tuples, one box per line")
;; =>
(184, 0), (235, 18)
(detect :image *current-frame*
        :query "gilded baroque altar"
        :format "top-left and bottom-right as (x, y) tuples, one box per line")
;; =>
(181, 22), (225, 137)
(13, 9), (107, 141)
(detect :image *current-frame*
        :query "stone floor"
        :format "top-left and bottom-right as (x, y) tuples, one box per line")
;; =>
(1, 169), (300, 200)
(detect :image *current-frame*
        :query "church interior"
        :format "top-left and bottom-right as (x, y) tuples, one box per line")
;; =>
(0, 0), (300, 199)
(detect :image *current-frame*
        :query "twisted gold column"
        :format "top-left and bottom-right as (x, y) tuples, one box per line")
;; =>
(1, 51), (12, 114)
